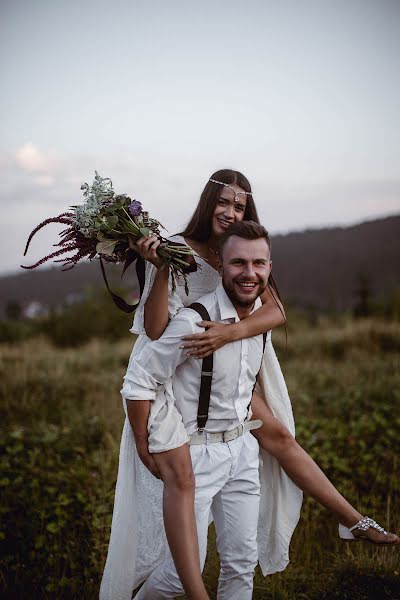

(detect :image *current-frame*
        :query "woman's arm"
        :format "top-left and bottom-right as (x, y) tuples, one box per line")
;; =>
(130, 234), (170, 340)
(144, 266), (170, 339)
(181, 283), (285, 357)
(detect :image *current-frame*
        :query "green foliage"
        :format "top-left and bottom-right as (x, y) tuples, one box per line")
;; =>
(1, 317), (399, 598)
(42, 290), (133, 347)
(0, 289), (134, 347)
(0, 423), (105, 598)
(0, 318), (38, 343)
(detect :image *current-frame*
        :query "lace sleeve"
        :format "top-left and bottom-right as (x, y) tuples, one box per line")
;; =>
(130, 262), (185, 335)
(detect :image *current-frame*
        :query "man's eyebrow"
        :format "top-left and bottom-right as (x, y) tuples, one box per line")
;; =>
(228, 257), (269, 262)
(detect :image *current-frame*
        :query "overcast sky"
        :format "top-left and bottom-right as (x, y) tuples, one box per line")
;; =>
(1, 0), (399, 275)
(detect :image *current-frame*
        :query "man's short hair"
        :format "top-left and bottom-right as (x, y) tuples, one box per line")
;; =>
(220, 221), (271, 256)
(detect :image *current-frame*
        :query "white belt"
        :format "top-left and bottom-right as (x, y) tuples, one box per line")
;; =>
(188, 419), (263, 445)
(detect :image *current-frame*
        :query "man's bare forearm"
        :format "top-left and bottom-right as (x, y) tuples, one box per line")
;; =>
(126, 399), (151, 443)
(126, 400), (161, 478)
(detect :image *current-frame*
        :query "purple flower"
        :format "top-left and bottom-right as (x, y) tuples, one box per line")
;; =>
(128, 200), (142, 217)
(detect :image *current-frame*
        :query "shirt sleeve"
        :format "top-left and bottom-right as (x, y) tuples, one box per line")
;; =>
(123, 310), (197, 400)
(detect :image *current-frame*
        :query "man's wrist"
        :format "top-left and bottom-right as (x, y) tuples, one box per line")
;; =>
(134, 432), (149, 445)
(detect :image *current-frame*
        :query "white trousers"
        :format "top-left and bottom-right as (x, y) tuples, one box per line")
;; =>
(133, 432), (261, 600)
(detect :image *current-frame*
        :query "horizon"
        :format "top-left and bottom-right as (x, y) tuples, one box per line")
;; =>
(3, 210), (396, 280)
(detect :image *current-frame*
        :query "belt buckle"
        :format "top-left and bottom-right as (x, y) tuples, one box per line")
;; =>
(226, 424), (244, 442)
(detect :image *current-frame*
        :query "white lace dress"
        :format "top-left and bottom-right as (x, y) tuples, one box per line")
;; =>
(99, 236), (302, 600)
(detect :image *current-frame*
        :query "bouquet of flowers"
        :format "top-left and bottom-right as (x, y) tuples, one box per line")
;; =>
(22, 172), (197, 310)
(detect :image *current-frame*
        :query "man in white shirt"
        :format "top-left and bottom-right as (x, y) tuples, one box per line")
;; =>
(127, 221), (272, 600)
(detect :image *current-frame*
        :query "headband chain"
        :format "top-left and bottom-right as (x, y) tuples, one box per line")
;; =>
(209, 178), (253, 203)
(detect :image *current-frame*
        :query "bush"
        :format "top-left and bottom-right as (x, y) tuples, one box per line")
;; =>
(0, 422), (108, 599)
(0, 319), (38, 344)
(0, 289), (134, 347)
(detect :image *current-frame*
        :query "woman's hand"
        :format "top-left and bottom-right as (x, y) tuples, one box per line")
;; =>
(181, 321), (235, 358)
(128, 234), (164, 270)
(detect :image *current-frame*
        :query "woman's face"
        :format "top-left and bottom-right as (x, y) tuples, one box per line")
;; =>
(211, 184), (247, 237)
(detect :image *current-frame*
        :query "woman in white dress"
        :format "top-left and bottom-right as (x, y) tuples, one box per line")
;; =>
(100, 170), (399, 600)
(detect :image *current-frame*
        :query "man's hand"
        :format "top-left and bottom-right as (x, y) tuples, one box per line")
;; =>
(136, 439), (162, 480)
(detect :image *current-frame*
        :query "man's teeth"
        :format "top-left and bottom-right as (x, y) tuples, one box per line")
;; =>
(238, 282), (256, 287)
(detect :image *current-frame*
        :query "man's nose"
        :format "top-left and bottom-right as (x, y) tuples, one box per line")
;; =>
(242, 263), (257, 278)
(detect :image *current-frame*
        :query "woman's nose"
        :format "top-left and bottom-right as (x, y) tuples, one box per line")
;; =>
(223, 204), (235, 219)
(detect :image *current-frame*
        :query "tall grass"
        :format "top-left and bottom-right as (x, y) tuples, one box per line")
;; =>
(1, 316), (399, 599)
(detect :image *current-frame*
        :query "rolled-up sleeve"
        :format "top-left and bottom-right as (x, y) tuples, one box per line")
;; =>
(122, 310), (196, 401)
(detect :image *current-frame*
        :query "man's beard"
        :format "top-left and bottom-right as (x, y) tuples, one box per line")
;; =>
(222, 278), (267, 309)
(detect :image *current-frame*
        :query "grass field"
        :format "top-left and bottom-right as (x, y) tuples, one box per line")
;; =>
(1, 315), (399, 599)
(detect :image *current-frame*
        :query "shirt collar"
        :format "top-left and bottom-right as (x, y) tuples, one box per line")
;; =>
(216, 282), (262, 323)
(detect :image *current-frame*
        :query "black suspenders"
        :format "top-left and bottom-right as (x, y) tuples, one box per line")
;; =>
(189, 302), (268, 432)
(189, 303), (213, 431)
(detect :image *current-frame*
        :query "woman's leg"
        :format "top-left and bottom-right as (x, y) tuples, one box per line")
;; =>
(251, 391), (399, 543)
(152, 444), (210, 600)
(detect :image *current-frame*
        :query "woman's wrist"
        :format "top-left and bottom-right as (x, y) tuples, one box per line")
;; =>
(154, 262), (169, 276)
(228, 321), (243, 343)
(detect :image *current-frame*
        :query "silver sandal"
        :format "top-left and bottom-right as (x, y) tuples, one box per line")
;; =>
(339, 516), (399, 545)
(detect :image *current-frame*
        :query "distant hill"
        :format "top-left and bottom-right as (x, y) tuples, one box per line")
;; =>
(271, 215), (400, 311)
(1, 215), (399, 315)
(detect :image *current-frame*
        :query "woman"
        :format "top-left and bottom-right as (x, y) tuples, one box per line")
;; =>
(100, 170), (398, 600)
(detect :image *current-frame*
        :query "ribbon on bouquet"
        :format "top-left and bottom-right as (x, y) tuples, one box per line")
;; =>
(99, 251), (145, 314)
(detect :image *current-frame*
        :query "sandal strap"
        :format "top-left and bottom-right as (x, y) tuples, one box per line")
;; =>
(349, 516), (387, 535)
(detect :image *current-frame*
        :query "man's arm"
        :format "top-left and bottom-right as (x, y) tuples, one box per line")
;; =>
(126, 399), (161, 478)
(124, 310), (196, 402)
(124, 310), (196, 472)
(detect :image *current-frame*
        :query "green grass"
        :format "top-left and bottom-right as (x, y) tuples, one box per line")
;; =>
(1, 316), (399, 599)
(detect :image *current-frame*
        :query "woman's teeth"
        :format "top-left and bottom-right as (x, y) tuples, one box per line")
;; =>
(217, 218), (231, 228)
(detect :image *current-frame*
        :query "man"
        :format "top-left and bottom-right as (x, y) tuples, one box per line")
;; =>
(126, 221), (272, 600)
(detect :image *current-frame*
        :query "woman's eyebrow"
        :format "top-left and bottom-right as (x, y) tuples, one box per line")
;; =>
(219, 196), (246, 209)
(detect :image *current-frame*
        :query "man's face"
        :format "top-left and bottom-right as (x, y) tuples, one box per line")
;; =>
(220, 236), (272, 308)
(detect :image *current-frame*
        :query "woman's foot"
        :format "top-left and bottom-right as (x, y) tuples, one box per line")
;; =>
(339, 516), (400, 546)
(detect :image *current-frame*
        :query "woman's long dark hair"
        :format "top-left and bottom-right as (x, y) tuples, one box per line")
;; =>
(181, 169), (286, 323)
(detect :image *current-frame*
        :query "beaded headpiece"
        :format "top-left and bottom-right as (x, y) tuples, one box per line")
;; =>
(209, 178), (253, 203)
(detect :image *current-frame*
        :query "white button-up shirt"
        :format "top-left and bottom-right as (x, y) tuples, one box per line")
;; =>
(122, 283), (264, 435)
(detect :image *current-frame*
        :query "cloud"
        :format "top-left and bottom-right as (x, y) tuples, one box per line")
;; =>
(15, 142), (49, 173)
(34, 175), (54, 187)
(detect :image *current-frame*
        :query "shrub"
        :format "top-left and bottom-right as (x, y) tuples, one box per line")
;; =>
(0, 421), (108, 599)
